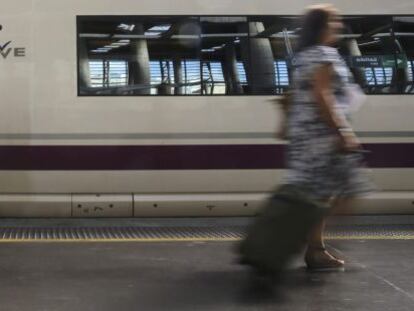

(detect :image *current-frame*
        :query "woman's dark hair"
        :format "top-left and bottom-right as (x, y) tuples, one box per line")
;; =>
(297, 5), (336, 51)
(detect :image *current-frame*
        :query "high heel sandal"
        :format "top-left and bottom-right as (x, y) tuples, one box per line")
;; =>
(305, 246), (345, 271)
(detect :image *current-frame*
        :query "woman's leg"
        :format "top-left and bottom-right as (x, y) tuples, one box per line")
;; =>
(308, 218), (326, 249)
(307, 197), (351, 248)
(304, 198), (353, 269)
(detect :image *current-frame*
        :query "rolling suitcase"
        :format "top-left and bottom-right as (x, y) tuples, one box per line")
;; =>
(238, 184), (327, 276)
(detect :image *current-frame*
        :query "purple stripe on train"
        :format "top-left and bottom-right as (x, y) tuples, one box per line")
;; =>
(0, 144), (412, 170)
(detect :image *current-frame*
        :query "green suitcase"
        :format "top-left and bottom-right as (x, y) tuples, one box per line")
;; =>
(238, 185), (327, 276)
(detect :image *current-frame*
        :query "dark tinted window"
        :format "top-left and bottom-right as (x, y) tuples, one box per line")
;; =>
(78, 16), (201, 95)
(200, 17), (247, 95)
(246, 16), (298, 94)
(392, 16), (414, 93)
(338, 16), (395, 94)
(77, 15), (414, 96)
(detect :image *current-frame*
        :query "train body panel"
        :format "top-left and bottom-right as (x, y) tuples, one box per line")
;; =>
(1, 0), (413, 216)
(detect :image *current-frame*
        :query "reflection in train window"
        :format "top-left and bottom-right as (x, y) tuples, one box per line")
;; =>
(78, 16), (201, 95)
(408, 60), (414, 82)
(201, 61), (248, 95)
(89, 60), (128, 88)
(148, 60), (201, 95)
(364, 67), (393, 86)
(274, 61), (290, 88)
(149, 61), (173, 95)
(200, 17), (248, 95)
(77, 15), (414, 96)
(337, 16), (395, 94)
(393, 16), (414, 93)
(243, 16), (297, 94)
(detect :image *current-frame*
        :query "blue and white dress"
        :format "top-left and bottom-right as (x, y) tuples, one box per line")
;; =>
(285, 45), (372, 200)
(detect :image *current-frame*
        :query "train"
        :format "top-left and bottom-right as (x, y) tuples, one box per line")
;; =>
(0, 0), (413, 217)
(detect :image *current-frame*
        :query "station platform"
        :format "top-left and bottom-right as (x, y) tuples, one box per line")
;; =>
(0, 216), (413, 311)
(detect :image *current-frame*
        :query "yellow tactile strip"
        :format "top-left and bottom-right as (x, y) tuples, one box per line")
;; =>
(0, 224), (413, 242)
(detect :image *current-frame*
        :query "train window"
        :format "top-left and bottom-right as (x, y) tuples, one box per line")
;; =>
(89, 60), (105, 88)
(149, 61), (173, 95)
(89, 60), (129, 88)
(392, 16), (414, 93)
(148, 59), (201, 95)
(408, 60), (414, 82)
(337, 16), (396, 94)
(77, 15), (414, 96)
(78, 16), (201, 95)
(363, 67), (393, 87)
(274, 61), (290, 88)
(200, 17), (249, 95)
(237, 62), (247, 84)
(243, 16), (297, 94)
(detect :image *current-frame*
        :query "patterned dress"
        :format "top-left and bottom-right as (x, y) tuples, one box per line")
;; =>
(285, 45), (372, 201)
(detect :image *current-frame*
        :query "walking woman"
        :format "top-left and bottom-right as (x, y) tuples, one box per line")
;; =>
(286, 4), (372, 269)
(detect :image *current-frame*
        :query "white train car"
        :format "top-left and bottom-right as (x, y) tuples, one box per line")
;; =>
(0, 0), (413, 217)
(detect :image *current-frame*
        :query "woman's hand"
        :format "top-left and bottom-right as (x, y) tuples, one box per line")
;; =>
(275, 120), (287, 140)
(338, 129), (361, 152)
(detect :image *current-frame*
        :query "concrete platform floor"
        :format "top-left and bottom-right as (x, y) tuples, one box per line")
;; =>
(0, 239), (413, 311)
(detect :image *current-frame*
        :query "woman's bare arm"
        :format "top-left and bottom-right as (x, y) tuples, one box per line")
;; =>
(312, 64), (360, 151)
(312, 64), (348, 130)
